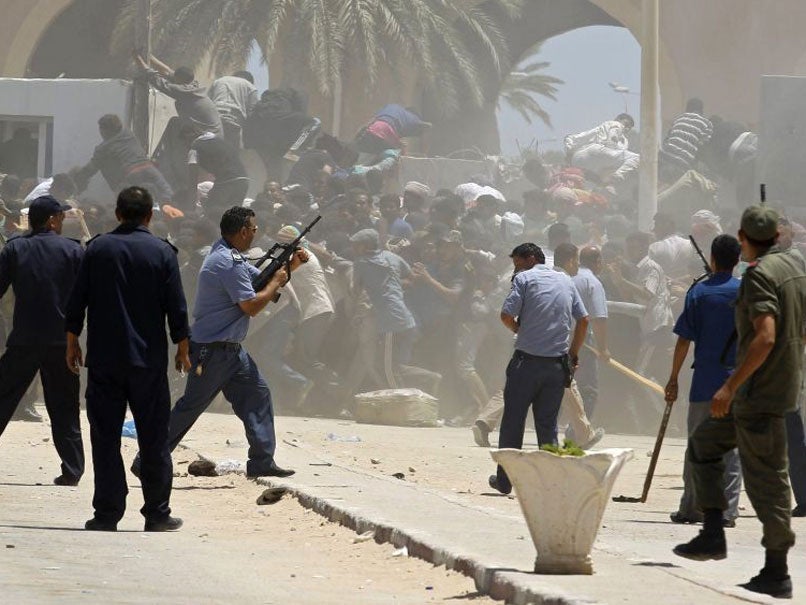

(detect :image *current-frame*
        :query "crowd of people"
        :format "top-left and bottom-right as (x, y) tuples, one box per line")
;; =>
(0, 57), (804, 597)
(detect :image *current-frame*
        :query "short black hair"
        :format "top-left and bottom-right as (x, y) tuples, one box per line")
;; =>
(378, 193), (401, 211)
(232, 70), (254, 84)
(1, 174), (20, 197)
(579, 245), (602, 269)
(116, 186), (153, 222)
(616, 113), (635, 128)
(98, 114), (123, 136)
(522, 158), (548, 188)
(51, 173), (76, 196)
(547, 222), (571, 248)
(711, 234), (741, 271)
(220, 206), (255, 237)
(685, 97), (704, 114)
(510, 242), (545, 264)
(653, 211), (676, 230)
(554, 242), (579, 269)
(173, 66), (195, 84)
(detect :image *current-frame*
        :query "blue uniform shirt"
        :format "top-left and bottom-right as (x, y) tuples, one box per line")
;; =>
(0, 230), (83, 346)
(502, 264), (587, 357)
(191, 238), (260, 343)
(572, 267), (608, 320)
(673, 272), (739, 402)
(65, 224), (189, 370)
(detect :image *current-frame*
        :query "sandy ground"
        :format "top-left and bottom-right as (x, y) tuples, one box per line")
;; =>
(0, 413), (495, 605)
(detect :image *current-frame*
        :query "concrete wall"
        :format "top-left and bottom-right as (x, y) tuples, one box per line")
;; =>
(0, 78), (172, 200)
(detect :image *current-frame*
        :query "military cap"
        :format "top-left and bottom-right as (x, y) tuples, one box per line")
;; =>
(741, 205), (779, 242)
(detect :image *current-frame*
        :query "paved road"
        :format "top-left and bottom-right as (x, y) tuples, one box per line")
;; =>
(0, 413), (493, 605)
(3, 410), (804, 604)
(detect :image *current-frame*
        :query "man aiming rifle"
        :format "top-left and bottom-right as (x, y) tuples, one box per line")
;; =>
(252, 215), (321, 295)
(133, 207), (315, 479)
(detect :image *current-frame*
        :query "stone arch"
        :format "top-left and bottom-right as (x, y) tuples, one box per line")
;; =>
(26, 0), (128, 78)
(1, 0), (74, 76)
(429, 0), (684, 154)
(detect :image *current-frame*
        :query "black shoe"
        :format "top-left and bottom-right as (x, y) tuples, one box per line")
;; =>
(54, 474), (80, 487)
(792, 504), (806, 517)
(722, 518), (737, 529)
(84, 518), (117, 532)
(740, 573), (792, 599)
(488, 474), (511, 495)
(247, 463), (295, 478)
(670, 511), (702, 524)
(472, 421), (491, 447)
(130, 458), (141, 479)
(144, 516), (183, 532)
(672, 530), (727, 561)
(13, 405), (42, 422)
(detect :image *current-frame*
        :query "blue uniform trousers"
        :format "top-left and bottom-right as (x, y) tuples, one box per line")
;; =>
(86, 365), (172, 524)
(0, 345), (84, 480)
(168, 342), (277, 476)
(496, 351), (566, 493)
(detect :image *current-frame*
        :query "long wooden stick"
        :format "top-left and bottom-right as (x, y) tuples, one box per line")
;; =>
(586, 344), (672, 503)
(584, 344), (665, 396)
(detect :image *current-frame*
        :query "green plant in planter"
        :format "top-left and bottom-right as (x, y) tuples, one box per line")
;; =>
(540, 439), (585, 457)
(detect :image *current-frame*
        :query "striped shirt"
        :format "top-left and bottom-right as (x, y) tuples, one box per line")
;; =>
(661, 112), (713, 168)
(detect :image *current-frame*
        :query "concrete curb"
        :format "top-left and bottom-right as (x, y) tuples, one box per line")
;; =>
(255, 477), (598, 605)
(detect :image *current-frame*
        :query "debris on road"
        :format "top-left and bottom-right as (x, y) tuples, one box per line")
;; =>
(256, 487), (288, 505)
(187, 459), (217, 477)
(391, 546), (408, 558)
(353, 530), (375, 544)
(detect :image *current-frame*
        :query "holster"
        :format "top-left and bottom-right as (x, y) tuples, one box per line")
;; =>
(560, 354), (576, 388)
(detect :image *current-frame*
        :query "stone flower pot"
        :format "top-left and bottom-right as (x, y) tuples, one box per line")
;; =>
(491, 447), (633, 575)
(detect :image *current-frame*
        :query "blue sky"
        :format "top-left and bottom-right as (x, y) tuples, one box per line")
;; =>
(248, 25), (640, 156)
(496, 25), (641, 154)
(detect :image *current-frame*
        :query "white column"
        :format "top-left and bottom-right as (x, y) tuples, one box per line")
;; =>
(638, 0), (660, 231)
(332, 76), (343, 138)
(132, 0), (152, 149)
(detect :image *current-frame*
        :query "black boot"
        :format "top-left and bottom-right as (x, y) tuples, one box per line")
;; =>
(672, 508), (727, 561)
(740, 550), (792, 599)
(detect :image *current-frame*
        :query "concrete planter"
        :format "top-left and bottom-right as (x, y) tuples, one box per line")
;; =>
(491, 448), (633, 575)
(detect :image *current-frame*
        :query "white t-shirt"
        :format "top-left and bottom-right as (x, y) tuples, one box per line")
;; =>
(648, 234), (693, 279)
(289, 250), (335, 322)
(637, 256), (673, 335)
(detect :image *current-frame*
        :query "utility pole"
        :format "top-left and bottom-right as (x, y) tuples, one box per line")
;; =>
(132, 0), (152, 151)
(638, 0), (660, 231)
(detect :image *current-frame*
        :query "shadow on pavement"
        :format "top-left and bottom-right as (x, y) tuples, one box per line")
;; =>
(0, 523), (138, 533)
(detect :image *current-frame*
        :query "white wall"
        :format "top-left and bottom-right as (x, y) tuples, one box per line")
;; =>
(0, 78), (173, 202)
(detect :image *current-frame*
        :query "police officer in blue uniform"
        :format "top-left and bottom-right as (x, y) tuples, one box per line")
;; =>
(132, 206), (306, 479)
(0, 195), (85, 485)
(65, 187), (190, 532)
(490, 243), (589, 494)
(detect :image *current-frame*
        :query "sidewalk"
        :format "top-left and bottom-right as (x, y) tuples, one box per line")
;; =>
(3, 411), (803, 604)
(188, 414), (804, 605)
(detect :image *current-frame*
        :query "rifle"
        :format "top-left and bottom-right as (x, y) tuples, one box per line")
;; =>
(252, 215), (322, 299)
(688, 234), (712, 280)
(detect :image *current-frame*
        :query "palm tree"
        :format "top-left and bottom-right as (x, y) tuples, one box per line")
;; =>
(114, 0), (523, 116)
(498, 47), (563, 127)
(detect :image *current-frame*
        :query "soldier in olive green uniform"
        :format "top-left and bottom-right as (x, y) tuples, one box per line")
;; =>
(673, 206), (806, 600)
